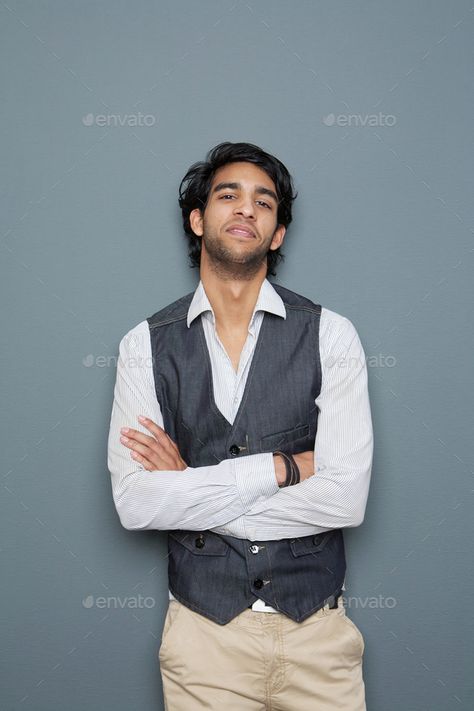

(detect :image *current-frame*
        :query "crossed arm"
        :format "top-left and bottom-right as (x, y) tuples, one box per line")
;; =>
(107, 314), (373, 537)
(118, 417), (314, 488)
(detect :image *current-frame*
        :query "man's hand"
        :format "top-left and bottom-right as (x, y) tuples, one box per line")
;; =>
(273, 450), (316, 486)
(294, 451), (316, 481)
(120, 416), (188, 471)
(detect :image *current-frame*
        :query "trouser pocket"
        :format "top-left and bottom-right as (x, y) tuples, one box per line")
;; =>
(158, 601), (182, 662)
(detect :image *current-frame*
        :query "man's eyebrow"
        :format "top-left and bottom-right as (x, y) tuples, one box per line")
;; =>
(212, 182), (278, 203)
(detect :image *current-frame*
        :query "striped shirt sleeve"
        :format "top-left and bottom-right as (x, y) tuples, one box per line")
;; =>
(221, 312), (374, 539)
(107, 321), (279, 531)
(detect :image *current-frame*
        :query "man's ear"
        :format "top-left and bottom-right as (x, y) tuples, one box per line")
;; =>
(270, 224), (286, 251)
(189, 208), (204, 237)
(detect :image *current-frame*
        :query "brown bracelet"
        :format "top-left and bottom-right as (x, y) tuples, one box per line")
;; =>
(275, 451), (291, 487)
(274, 451), (301, 487)
(286, 452), (301, 485)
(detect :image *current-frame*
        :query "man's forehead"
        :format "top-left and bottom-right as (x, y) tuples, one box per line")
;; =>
(211, 162), (276, 189)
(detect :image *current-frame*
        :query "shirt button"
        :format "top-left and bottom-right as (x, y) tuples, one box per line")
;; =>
(229, 444), (240, 456)
(253, 579), (264, 589)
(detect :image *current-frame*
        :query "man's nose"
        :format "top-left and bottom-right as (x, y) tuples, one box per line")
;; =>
(234, 196), (255, 218)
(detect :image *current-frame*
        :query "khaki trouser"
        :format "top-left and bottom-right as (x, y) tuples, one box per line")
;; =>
(158, 596), (366, 710)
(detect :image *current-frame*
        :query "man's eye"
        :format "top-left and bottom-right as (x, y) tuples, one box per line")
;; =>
(218, 195), (271, 209)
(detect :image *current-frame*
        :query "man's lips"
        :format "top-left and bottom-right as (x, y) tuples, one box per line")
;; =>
(226, 225), (256, 238)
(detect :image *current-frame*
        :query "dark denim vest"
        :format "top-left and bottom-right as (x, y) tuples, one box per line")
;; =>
(147, 282), (346, 624)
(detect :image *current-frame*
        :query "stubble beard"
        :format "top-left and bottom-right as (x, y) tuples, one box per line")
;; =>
(201, 223), (274, 282)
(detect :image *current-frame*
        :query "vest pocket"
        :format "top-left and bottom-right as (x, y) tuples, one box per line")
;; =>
(260, 423), (310, 451)
(289, 531), (332, 557)
(168, 530), (230, 556)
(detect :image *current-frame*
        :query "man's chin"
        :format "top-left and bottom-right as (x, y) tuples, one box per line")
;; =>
(208, 252), (267, 280)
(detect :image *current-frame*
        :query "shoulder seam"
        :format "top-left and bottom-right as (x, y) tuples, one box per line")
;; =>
(284, 303), (322, 316)
(148, 313), (188, 330)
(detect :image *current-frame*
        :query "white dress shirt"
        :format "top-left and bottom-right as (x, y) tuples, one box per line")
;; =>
(107, 278), (373, 611)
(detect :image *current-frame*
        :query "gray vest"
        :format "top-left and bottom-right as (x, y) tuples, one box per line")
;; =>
(147, 282), (346, 625)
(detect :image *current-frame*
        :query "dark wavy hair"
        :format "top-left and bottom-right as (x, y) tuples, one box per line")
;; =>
(178, 142), (297, 277)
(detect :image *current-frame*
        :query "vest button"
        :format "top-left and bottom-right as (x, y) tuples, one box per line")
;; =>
(229, 444), (240, 456)
(253, 578), (264, 589)
(195, 536), (205, 549)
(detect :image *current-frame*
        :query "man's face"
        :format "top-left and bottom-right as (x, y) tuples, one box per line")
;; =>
(189, 162), (286, 280)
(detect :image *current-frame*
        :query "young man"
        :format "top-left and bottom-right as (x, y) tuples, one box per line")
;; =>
(107, 142), (373, 710)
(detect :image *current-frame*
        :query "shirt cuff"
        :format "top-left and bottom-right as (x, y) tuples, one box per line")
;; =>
(233, 453), (280, 510)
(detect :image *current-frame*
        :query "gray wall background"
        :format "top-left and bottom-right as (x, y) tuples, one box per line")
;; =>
(1, 1), (473, 709)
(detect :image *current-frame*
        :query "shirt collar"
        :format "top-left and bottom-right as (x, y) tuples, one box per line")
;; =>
(186, 278), (286, 329)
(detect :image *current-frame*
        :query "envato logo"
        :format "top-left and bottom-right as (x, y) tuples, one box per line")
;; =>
(82, 594), (156, 609)
(82, 354), (154, 368)
(366, 354), (397, 368)
(343, 595), (397, 609)
(324, 353), (397, 369)
(323, 112), (397, 127)
(82, 112), (157, 127)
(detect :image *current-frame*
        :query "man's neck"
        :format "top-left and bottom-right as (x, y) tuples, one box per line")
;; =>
(200, 267), (266, 334)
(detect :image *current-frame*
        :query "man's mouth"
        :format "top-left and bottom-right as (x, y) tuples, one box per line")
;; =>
(226, 225), (256, 238)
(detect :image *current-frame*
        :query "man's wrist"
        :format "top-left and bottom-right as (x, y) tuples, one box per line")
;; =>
(274, 451), (301, 487)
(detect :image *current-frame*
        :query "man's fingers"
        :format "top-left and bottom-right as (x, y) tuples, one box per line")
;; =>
(121, 436), (154, 459)
(137, 416), (168, 442)
(120, 421), (172, 455)
(119, 418), (187, 471)
(120, 428), (156, 449)
(126, 440), (174, 471)
(137, 416), (180, 452)
(120, 424), (183, 471)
